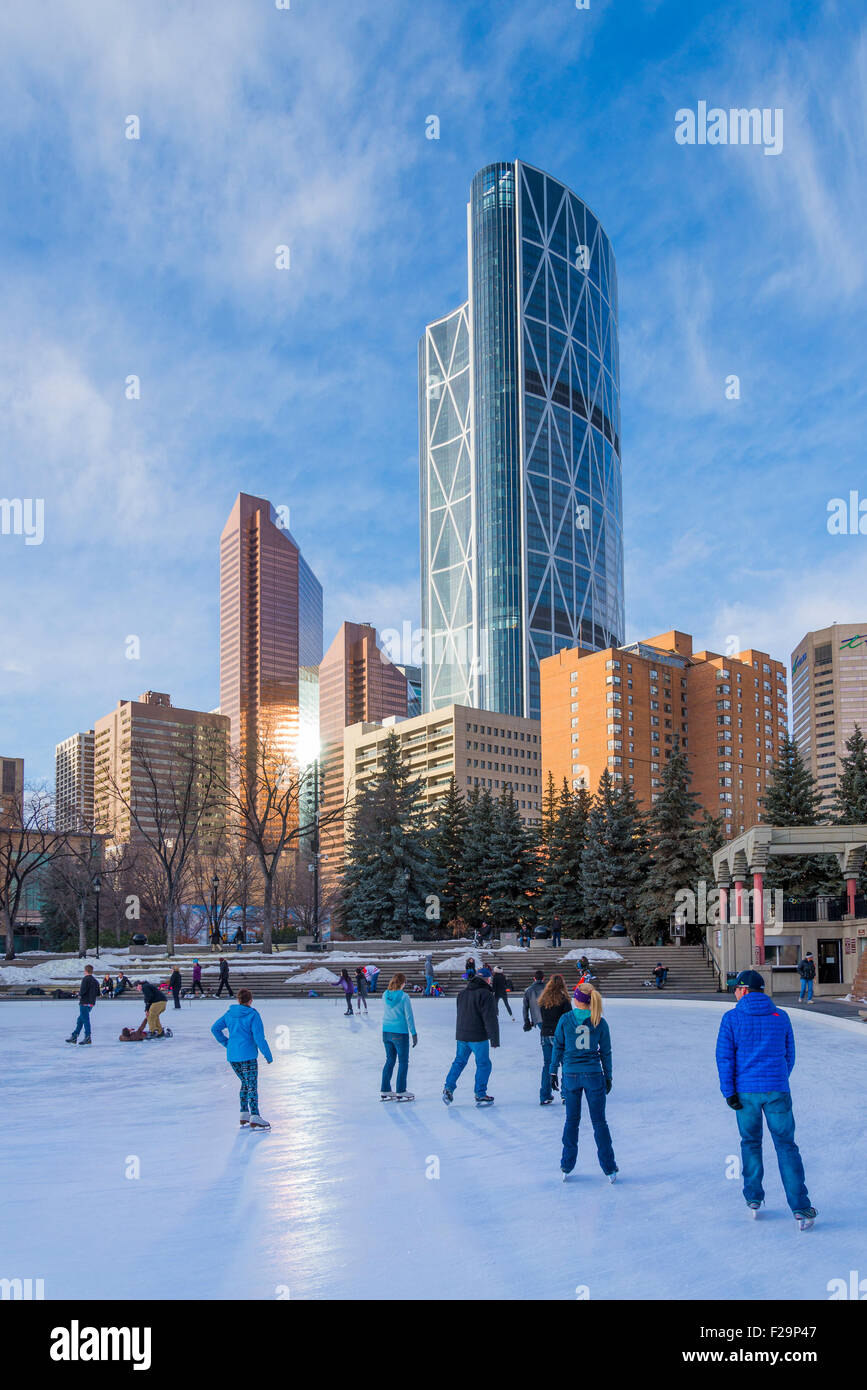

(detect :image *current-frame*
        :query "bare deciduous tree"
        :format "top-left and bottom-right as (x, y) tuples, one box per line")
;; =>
(0, 786), (71, 959)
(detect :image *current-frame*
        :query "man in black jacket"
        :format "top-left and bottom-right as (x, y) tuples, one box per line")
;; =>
(66, 964), (99, 1044)
(797, 953), (816, 1003)
(140, 980), (167, 1036)
(443, 967), (499, 1106)
(215, 957), (233, 999)
(169, 966), (183, 1010)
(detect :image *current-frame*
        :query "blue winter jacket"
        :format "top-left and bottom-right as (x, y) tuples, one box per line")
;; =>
(550, 1008), (612, 1083)
(381, 988), (416, 1036)
(715, 991), (795, 1097)
(211, 1004), (273, 1064)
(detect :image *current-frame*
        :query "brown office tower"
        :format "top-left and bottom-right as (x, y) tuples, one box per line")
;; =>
(219, 494), (323, 826)
(0, 756), (24, 827)
(541, 631), (787, 837)
(319, 623), (409, 906)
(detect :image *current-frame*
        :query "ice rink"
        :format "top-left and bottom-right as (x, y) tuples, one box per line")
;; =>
(2, 995), (864, 1301)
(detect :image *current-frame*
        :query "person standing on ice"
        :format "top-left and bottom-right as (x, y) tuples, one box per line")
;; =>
(211, 987), (273, 1129)
(522, 969), (545, 1030)
(491, 965), (513, 1018)
(380, 972), (417, 1101)
(215, 957), (233, 999)
(338, 969), (355, 1015)
(66, 963), (99, 1045)
(190, 959), (204, 997)
(442, 965), (499, 1107)
(715, 969), (816, 1229)
(354, 967), (369, 1015)
(423, 953), (435, 996)
(537, 973), (571, 1105)
(169, 965), (182, 1010)
(140, 979), (167, 1036)
(550, 982), (617, 1181)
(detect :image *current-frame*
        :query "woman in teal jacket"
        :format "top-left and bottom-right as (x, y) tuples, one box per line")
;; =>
(211, 987), (273, 1129)
(380, 972), (417, 1102)
(550, 983), (617, 1182)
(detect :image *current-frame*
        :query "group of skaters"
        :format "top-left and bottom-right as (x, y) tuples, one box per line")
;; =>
(61, 944), (820, 1227)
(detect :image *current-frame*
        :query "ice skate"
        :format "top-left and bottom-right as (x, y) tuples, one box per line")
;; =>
(561, 1168), (571, 1182)
(540, 1097), (554, 1105)
(475, 1094), (494, 1107)
(78, 1036), (92, 1045)
(607, 1172), (618, 1184)
(442, 1085), (453, 1106)
(240, 1111), (250, 1126)
(746, 1200), (763, 1218)
(395, 1092), (415, 1102)
(794, 1207), (817, 1231)
(65, 1034), (77, 1043)
(249, 1114), (271, 1130)
(380, 1092), (394, 1101)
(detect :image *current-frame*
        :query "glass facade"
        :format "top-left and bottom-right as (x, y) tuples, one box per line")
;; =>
(420, 161), (625, 719)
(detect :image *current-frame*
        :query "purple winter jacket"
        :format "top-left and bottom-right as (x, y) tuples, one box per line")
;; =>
(192, 963), (202, 983)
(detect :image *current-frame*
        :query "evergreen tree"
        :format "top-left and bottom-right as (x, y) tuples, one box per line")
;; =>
(486, 790), (535, 933)
(762, 735), (837, 899)
(459, 788), (497, 931)
(538, 779), (590, 933)
(581, 772), (648, 939)
(430, 777), (470, 929)
(341, 732), (439, 938)
(833, 725), (867, 824)
(640, 740), (704, 943)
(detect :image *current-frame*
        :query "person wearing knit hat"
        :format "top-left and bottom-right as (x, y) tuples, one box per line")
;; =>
(715, 970), (816, 1229)
(550, 980), (618, 1182)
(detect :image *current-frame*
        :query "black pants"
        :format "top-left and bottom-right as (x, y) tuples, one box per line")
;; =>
(495, 993), (512, 1017)
(552, 931), (561, 947)
(172, 987), (181, 1010)
(191, 981), (204, 995)
(216, 979), (234, 997)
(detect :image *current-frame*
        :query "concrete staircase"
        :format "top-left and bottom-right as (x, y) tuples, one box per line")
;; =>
(0, 941), (721, 1001)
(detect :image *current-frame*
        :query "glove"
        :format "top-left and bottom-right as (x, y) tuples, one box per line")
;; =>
(605, 1078), (612, 1095)
(412, 1034), (418, 1048)
(550, 1074), (559, 1091)
(523, 1021), (532, 1032)
(726, 1094), (743, 1110)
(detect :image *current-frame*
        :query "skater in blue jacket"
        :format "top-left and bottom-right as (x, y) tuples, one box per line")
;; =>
(550, 982), (617, 1182)
(715, 969), (815, 1228)
(380, 973), (417, 1101)
(211, 988), (273, 1129)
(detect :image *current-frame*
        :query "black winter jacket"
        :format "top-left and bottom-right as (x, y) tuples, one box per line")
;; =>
(455, 976), (500, 1046)
(540, 999), (572, 1037)
(797, 958), (816, 980)
(141, 982), (166, 1008)
(79, 974), (100, 1006)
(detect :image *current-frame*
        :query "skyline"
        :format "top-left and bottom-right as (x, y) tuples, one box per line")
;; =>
(2, 0), (866, 784)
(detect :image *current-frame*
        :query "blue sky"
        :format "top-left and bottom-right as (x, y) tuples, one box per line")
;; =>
(1, 0), (865, 785)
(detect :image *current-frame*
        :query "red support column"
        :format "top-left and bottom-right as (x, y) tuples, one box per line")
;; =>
(846, 877), (857, 918)
(720, 886), (729, 923)
(753, 871), (764, 965)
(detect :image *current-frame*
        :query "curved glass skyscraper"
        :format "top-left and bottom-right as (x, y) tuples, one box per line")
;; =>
(419, 160), (625, 718)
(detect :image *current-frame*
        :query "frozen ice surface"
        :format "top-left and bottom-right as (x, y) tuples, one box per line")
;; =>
(1, 998), (863, 1301)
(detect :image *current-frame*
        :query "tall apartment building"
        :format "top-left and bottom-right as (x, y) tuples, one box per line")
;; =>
(344, 705), (543, 830)
(792, 623), (867, 807)
(540, 631), (788, 835)
(319, 623), (409, 894)
(94, 692), (230, 846)
(419, 161), (624, 721)
(219, 494), (323, 815)
(55, 731), (95, 832)
(0, 755), (24, 826)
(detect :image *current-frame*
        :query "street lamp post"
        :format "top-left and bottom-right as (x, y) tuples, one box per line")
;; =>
(312, 757), (320, 946)
(93, 874), (101, 960)
(212, 873), (219, 947)
(404, 868), (411, 936)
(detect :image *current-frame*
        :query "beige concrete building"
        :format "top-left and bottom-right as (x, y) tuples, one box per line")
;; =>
(55, 731), (95, 832)
(0, 756), (24, 827)
(94, 692), (229, 847)
(791, 623), (867, 808)
(343, 705), (543, 827)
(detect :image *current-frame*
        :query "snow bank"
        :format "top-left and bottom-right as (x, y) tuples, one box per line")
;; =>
(290, 968), (341, 984)
(561, 947), (625, 962)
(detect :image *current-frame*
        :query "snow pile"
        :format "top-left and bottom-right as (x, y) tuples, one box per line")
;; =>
(290, 968), (341, 984)
(561, 947), (625, 962)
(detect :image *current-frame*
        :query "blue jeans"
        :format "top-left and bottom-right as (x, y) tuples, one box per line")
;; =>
(381, 1032), (410, 1093)
(540, 1035), (554, 1102)
(424, 974), (434, 996)
(735, 1091), (810, 1213)
(445, 1040), (491, 1097)
(561, 1072), (616, 1175)
(799, 978), (813, 1001)
(551, 930), (561, 947)
(72, 1003), (92, 1039)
